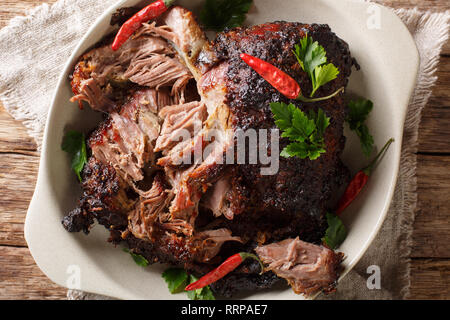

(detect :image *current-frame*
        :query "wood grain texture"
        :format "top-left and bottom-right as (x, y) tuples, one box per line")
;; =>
(0, 0), (56, 28)
(0, 153), (39, 247)
(413, 155), (450, 258)
(418, 56), (450, 153)
(410, 259), (450, 299)
(0, 246), (67, 299)
(0, 0), (448, 300)
(0, 106), (38, 154)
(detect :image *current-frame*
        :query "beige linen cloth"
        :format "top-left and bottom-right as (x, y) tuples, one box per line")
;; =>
(0, 0), (448, 300)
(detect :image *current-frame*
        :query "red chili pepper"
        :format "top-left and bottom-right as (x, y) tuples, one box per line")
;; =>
(240, 53), (344, 102)
(336, 138), (394, 215)
(111, 0), (176, 51)
(185, 252), (264, 291)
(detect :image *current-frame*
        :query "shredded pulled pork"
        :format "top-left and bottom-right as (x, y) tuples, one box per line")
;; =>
(76, 13), (239, 265)
(70, 33), (192, 112)
(128, 173), (241, 263)
(155, 101), (207, 163)
(124, 54), (191, 96)
(127, 173), (174, 239)
(155, 101), (207, 224)
(139, 12), (208, 79)
(202, 177), (234, 220)
(255, 237), (344, 295)
(194, 228), (243, 262)
(89, 89), (167, 182)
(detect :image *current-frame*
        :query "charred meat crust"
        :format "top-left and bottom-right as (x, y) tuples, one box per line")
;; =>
(207, 22), (353, 227)
(124, 229), (196, 265)
(62, 207), (94, 234)
(110, 7), (141, 27)
(213, 22), (356, 118)
(210, 270), (284, 298)
(62, 157), (134, 234)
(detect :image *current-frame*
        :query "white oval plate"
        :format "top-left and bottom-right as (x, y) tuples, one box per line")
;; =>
(25, 0), (418, 300)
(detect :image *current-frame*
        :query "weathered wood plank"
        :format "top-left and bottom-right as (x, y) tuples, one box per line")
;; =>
(418, 104), (450, 154)
(0, 153), (39, 247)
(409, 258), (450, 299)
(0, 246), (66, 299)
(0, 106), (38, 153)
(418, 56), (450, 153)
(413, 154), (450, 258)
(0, 0), (56, 28)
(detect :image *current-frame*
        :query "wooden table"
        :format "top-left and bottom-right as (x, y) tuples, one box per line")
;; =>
(0, 0), (449, 300)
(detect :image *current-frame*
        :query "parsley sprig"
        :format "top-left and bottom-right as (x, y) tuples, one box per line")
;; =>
(293, 34), (340, 97)
(200, 0), (253, 32)
(162, 268), (215, 300)
(271, 102), (330, 160)
(123, 248), (149, 267)
(162, 268), (189, 294)
(61, 130), (87, 182)
(346, 98), (375, 157)
(322, 212), (347, 249)
(186, 274), (215, 300)
(124, 252), (216, 299)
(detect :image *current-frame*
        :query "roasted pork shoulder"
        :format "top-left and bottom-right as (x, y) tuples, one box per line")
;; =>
(63, 6), (356, 297)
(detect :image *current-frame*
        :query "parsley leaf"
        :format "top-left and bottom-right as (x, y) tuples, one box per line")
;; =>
(280, 142), (325, 160)
(200, 0), (253, 32)
(322, 212), (347, 249)
(309, 108), (330, 136)
(271, 102), (330, 160)
(162, 268), (189, 294)
(123, 248), (149, 267)
(186, 274), (215, 300)
(270, 100), (296, 130)
(161, 269), (215, 300)
(294, 35), (326, 76)
(311, 64), (340, 97)
(61, 130), (87, 182)
(346, 98), (374, 157)
(293, 34), (339, 97)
